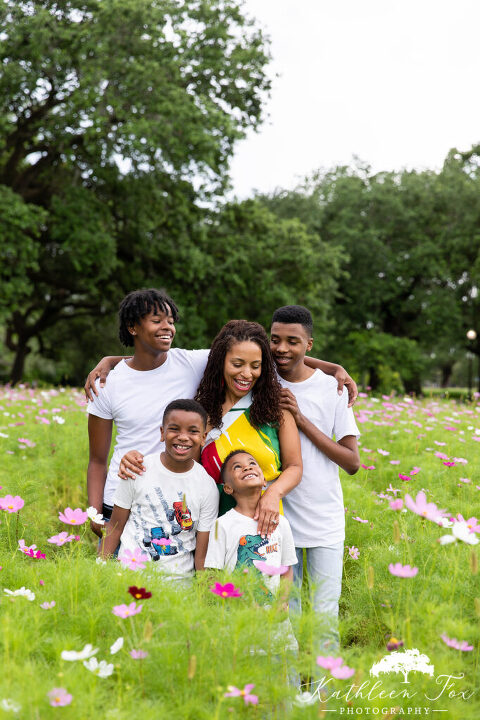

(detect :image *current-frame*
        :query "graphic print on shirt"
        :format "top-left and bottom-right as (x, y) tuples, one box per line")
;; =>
(235, 534), (269, 567)
(141, 488), (192, 561)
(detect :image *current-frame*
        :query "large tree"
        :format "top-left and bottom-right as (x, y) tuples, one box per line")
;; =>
(0, 0), (271, 382)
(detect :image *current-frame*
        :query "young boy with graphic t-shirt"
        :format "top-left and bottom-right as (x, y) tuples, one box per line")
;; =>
(100, 400), (218, 576)
(269, 305), (360, 654)
(204, 450), (297, 597)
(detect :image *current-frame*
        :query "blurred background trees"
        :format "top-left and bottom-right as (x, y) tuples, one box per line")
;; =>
(1, 1), (479, 392)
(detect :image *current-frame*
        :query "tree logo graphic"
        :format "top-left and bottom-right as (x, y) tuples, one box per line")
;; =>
(370, 648), (434, 684)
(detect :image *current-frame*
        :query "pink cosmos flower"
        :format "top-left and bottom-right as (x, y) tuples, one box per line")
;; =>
(48, 531), (78, 546)
(58, 507), (88, 525)
(459, 478), (471, 484)
(390, 460), (400, 465)
(0, 495), (25, 513)
(389, 499), (403, 511)
(118, 547), (149, 570)
(316, 656), (344, 670)
(386, 484), (400, 495)
(18, 437), (36, 447)
(210, 582), (243, 598)
(441, 634), (473, 651)
(388, 563), (418, 578)
(404, 491), (448, 524)
(130, 649), (148, 659)
(40, 601), (56, 610)
(331, 664), (355, 679)
(224, 684), (258, 705)
(410, 467), (421, 475)
(48, 688), (72, 707)
(361, 464), (375, 470)
(398, 474), (411, 482)
(18, 540), (45, 559)
(353, 516), (368, 523)
(443, 461), (456, 467)
(252, 560), (289, 575)
(348, 546), (360, 559)
(377, 448), (390, 456)
(434, 451), (449, 460)
(112, 602), (143, 618)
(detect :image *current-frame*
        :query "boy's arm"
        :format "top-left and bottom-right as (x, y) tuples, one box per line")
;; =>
(84, 356), (131, 401)
(99, 506), (130, 558)
(279, 388), (360, 475)
(87, 415), (113, 537)
(194, 531), (210, 571)
(304, 357), (358, 407)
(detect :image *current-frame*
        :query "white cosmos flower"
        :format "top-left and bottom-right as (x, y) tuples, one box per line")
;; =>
(61, 643), (99, 661)
(0, 699), (21, 713)
(83, 657), (114, 677)
(87, 506), (105, 525)
(437, 517), (454, 529)
(95, 557), (107, 565)
(52, 415), (65, 424)
(4, 587), (35, 601)
(110, 637), (124, 655)
(439, 521), (479, 546)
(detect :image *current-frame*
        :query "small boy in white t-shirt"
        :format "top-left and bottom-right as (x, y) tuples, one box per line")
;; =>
(100, 399), (219, 576)
(205, 450), (297, 598)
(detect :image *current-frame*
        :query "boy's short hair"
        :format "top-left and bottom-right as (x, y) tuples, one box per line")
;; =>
(271, 305), (313, 336)
(162, 399), (208, 428)
(118, 288), (179, 347)
(220, 449), (253, 486)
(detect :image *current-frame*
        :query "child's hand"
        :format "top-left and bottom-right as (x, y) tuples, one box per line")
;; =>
(118, 450), (145, 480)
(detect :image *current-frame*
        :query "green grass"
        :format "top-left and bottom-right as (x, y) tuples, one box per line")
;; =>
(0, 387), (479, 718)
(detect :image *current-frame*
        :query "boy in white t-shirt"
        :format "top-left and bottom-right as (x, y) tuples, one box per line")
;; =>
(100, 399), (219, 575)
(204, 450), (297, 598)
(87, 289), (209, 535)
(269, 305), (360, 654)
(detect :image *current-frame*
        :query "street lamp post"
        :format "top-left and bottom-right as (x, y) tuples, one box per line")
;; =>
(466, 329), (477, 400)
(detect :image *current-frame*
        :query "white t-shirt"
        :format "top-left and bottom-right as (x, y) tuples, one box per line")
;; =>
(279, 370), (360, 548)
(114, 453), (219, 576)
(205, 509), (297, 594)
(87, 348), (209, 506)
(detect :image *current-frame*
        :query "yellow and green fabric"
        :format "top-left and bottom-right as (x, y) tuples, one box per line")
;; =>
(201, 393), (282, 516)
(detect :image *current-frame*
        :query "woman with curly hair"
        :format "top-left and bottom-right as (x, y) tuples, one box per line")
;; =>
(195, 320), (302, 534)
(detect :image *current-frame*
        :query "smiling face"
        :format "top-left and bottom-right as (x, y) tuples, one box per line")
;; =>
(129, 307), (176, 355)
(161, 409), (206, 467)
(223, 340), (262, 400)
(222, 452), (266, 497)
(270, 321), (313, 377)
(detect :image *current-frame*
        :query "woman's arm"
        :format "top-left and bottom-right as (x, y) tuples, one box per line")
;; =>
(254, 410), (302, 537)
(87, 415), (113, 537)
(84, 356), (131, 401)
(304, 357), (358, 407)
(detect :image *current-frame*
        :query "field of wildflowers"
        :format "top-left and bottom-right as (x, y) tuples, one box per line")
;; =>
(0, 386), (479, 718)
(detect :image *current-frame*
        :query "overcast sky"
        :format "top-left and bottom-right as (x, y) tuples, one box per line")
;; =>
(229, 0), (480, 198)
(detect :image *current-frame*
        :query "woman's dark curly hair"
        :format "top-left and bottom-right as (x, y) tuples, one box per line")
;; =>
(195, 320), (282, 430)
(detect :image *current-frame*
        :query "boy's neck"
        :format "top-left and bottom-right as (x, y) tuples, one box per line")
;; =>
(160, 451), (194, 474)
(277, 360), (314, 383)
(128, 347), (169, 371)
(232, 491), (262, 518)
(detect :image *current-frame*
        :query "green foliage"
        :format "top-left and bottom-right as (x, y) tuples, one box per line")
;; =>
(0, 0), (272, 382)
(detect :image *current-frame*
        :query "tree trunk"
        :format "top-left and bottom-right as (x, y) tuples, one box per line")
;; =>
(440, 363), (453, 388)
(9, 342), (31, 385)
